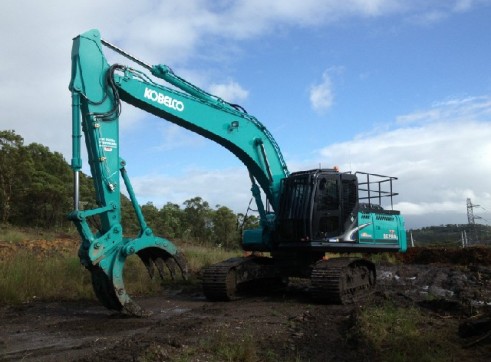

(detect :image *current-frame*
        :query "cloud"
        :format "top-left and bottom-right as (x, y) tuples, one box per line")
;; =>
(0, 0), (486, 157)
(403, 0), (486, 25)
(222, 0), (407, 34)
(309, 71), (334, 113)
(317, 96), (491, 228)
(396, 96), (491, 125)
(131, 167), (252, 212)
(208, 81), (249, 104)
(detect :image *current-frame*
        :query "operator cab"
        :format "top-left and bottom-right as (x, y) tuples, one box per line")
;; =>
(276, 169), (357, 243)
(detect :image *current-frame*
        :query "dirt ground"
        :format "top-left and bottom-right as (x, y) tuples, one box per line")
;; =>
(1, 246), (491, 361)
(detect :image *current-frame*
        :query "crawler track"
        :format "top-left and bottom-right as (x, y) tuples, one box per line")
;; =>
(202, 260), (239, 301)
(202, 256), (284, 301)
(311, 258), (376, 304)
(202, 256), (376, 304)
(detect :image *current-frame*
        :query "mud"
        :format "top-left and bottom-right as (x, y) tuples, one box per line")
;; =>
(1, 247), (491, 361)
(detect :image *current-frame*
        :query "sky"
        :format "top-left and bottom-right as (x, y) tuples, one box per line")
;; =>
(1, 0), (490, 230)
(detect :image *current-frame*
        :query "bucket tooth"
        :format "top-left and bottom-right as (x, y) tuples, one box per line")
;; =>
(137, 248), (188, 281)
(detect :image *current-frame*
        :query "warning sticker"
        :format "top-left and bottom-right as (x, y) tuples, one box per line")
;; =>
(99, 138), (117, 151)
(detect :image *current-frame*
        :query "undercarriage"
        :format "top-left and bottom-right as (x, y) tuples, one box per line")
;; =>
(202, 255), (376, 304)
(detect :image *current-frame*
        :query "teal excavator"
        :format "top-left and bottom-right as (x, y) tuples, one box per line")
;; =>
(69, 29), (406, 316)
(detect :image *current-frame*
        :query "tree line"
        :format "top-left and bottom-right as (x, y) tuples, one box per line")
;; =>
(123, 196), (259, 249)
(409, 224), (491, 246)
(0, 130), (258, 249)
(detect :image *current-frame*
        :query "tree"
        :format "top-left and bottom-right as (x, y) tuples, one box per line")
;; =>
(141, 202), (160, 230)
(18, 143), (72, 227)
(0, 130), (31, 224)
(237, 213), (260, 232)
(183, 197), (212, 244)
(212, 206), (240, 249)
(21, 170), (69, 227)
(0, 130), (256, 240)
(121, 194), (139, 236)
(159, 202), (184, 239)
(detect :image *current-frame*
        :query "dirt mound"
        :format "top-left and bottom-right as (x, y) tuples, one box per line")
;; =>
(395, 246), (491, 265)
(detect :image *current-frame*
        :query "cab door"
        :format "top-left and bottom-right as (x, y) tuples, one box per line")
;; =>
(311, 174), (341, 239)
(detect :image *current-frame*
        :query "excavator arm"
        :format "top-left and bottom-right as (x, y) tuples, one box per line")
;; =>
(69, 29), (288, 315)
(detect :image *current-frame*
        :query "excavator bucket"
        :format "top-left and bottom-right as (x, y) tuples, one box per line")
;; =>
(78, 235), (188, 317)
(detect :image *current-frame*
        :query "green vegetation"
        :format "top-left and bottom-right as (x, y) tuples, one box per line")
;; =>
(167, 331), (263, 362)
(0, 130), (82, 228)
(0, 129), (248, 306)
(351, 303), (463, 362)
(0, 236), (239, 306)
(183, 243), (242, 272)
(0, 129), (259, 249)
(199, 332), (259, 362)
(0, 225), (68, 243)
(122, 242), (240, 298)
(0, 227), (32, 243)
(0, 250), (93, 305)
(408, 224), (491, 247)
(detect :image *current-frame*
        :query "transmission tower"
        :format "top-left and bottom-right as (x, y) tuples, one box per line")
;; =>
(466, 198), (482, 243)
(467, 198), (477, 224)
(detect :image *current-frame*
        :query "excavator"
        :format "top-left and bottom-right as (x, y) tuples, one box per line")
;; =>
(69, 29), (407, 316)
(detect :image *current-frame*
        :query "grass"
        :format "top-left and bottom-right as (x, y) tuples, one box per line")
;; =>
(137, 343), (171, 362)
(138, 331), (286, 362)
(0, 238), (241, 306)
(0, 228), (32, 243)
(0, 250), (94, 305)
(168, 331), (262, 362)
(0, 225), (398, 306)
(201, 331), (259, 362)
(181, 243), (241, 273)
(351, 302), (463, 362)
(368, 252), (399, 264)
(0, 225), (74, 243)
